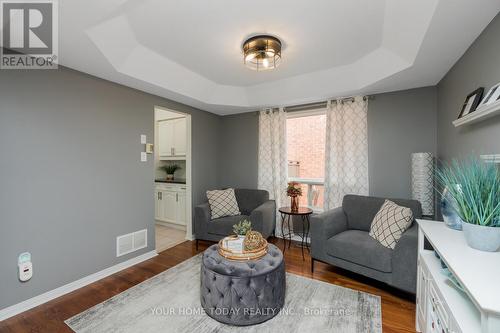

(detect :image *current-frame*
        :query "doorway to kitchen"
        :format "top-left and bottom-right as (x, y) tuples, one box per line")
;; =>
(153, 106), (192, 253)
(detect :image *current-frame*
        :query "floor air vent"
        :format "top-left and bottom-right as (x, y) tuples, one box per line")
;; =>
(116, 229), (148, 257)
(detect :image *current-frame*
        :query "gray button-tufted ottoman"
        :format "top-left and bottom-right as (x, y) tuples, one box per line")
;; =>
(200, 243), (285, 326)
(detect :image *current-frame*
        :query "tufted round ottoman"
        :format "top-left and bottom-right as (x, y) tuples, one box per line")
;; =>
(200, 243), (285, 326)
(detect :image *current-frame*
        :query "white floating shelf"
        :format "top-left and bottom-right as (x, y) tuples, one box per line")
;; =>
(480, 154), (500, 164)
(453, 99), (500, 127)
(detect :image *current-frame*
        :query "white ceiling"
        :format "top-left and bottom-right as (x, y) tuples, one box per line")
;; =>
(59, 0), (500, 115)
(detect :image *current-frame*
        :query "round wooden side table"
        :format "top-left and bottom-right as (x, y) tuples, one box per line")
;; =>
(278, 206), (313, 259)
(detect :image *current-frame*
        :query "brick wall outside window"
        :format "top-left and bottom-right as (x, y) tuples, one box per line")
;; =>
(286, 113), (326, 208)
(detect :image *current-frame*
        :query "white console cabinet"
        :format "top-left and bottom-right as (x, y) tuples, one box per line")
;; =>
(416, 220), (500, 333)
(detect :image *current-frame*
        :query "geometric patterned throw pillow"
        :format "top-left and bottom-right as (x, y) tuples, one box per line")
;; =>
(369, 199), (414, 249)
(206, 188), (241, 220)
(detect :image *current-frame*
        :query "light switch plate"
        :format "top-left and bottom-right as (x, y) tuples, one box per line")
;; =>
(140, 152), (147, 162)
(145, 143), (154, 154)
(140, 135), (147, 144)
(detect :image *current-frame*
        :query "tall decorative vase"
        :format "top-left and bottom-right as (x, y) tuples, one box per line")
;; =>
(290, 196), (299, 212)
(440, 187), (462, 230)
(411, 153), (435, 217)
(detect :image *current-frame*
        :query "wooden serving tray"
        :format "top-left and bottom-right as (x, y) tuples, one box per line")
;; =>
(217, 237), (268, 261)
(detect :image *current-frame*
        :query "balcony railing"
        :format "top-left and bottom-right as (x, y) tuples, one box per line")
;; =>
(288, 177), (324, 213)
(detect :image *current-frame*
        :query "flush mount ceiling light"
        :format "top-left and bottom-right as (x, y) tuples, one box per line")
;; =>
(242, 35), (282, 71)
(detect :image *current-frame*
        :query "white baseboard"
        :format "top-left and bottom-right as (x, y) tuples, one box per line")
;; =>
(0, 250), (158, 322)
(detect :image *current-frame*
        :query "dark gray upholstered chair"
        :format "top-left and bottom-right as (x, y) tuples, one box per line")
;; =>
(310, 194), (422, 294)
(194, 189), (276, 249)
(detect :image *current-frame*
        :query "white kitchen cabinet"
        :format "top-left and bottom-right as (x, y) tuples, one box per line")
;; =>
(161, 190), (177, 223)
(172, 118), (187, 156)
(154, 189), (162, 220)
(154, 184), (186, 226)
(176, 190), (186, 225)
(158, 120), (174, 157)
(158, 117), (187, 158)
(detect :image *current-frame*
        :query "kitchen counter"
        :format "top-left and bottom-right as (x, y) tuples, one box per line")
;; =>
(155, 179), (186, 184)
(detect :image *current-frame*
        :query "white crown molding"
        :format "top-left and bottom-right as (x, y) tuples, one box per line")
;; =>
(0, 250), (158, 322)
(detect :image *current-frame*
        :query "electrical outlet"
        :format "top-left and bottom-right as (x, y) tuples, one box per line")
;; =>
(18, 252), (32, 282)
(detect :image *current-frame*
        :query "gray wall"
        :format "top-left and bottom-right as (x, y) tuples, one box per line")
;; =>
(0, 67), (219, 309)
(217, 113), (259, 189)
(368, 87), (437, 199)
(437, 13), (500, 162)
(216, 87), (438, 200)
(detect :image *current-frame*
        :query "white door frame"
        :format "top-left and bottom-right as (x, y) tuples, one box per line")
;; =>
(154, 106), (193, 241)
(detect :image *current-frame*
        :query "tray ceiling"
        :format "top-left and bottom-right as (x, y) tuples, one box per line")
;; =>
(59, 0), (500, 114)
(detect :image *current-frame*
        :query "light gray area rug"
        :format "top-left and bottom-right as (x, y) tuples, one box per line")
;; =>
(65, 255), (382, 333)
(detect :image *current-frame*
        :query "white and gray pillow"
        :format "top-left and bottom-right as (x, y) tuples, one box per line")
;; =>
(206, 188), (241, 219)
(369, 199), (413, 249)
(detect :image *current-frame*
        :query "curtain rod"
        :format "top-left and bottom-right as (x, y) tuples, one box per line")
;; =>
(256, 95), (375, 114)
(283, 95), (374, 113)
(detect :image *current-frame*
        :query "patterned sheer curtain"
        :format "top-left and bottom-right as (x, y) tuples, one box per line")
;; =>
(324, 96), (369, 210)
(258, 108), (288, 236)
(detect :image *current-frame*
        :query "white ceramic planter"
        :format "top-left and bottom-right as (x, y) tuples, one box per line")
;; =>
(462, 222), (500, 252)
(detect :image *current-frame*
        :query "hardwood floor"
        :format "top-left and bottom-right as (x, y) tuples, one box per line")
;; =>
(0, 238), (416, 332)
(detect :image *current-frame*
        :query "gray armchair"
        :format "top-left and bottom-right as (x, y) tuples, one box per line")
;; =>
(310, 194), (422, 293)
(194, 189), (276, 249)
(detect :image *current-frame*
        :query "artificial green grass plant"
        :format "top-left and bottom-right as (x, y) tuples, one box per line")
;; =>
(436, 157), (500, 227)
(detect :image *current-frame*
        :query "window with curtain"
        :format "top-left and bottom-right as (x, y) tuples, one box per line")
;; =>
(258, 96), (368, 220)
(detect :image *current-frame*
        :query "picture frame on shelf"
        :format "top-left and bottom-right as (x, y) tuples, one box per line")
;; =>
(458, 87), (484, 119)
(477, 82), (500, 109)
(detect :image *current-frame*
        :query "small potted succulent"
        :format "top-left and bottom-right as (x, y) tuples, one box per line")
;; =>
(162, 164), (180, 180)
(286, 182), (303, 212)
(436, 157), (500, 252)
(233, 219), (252, 239)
